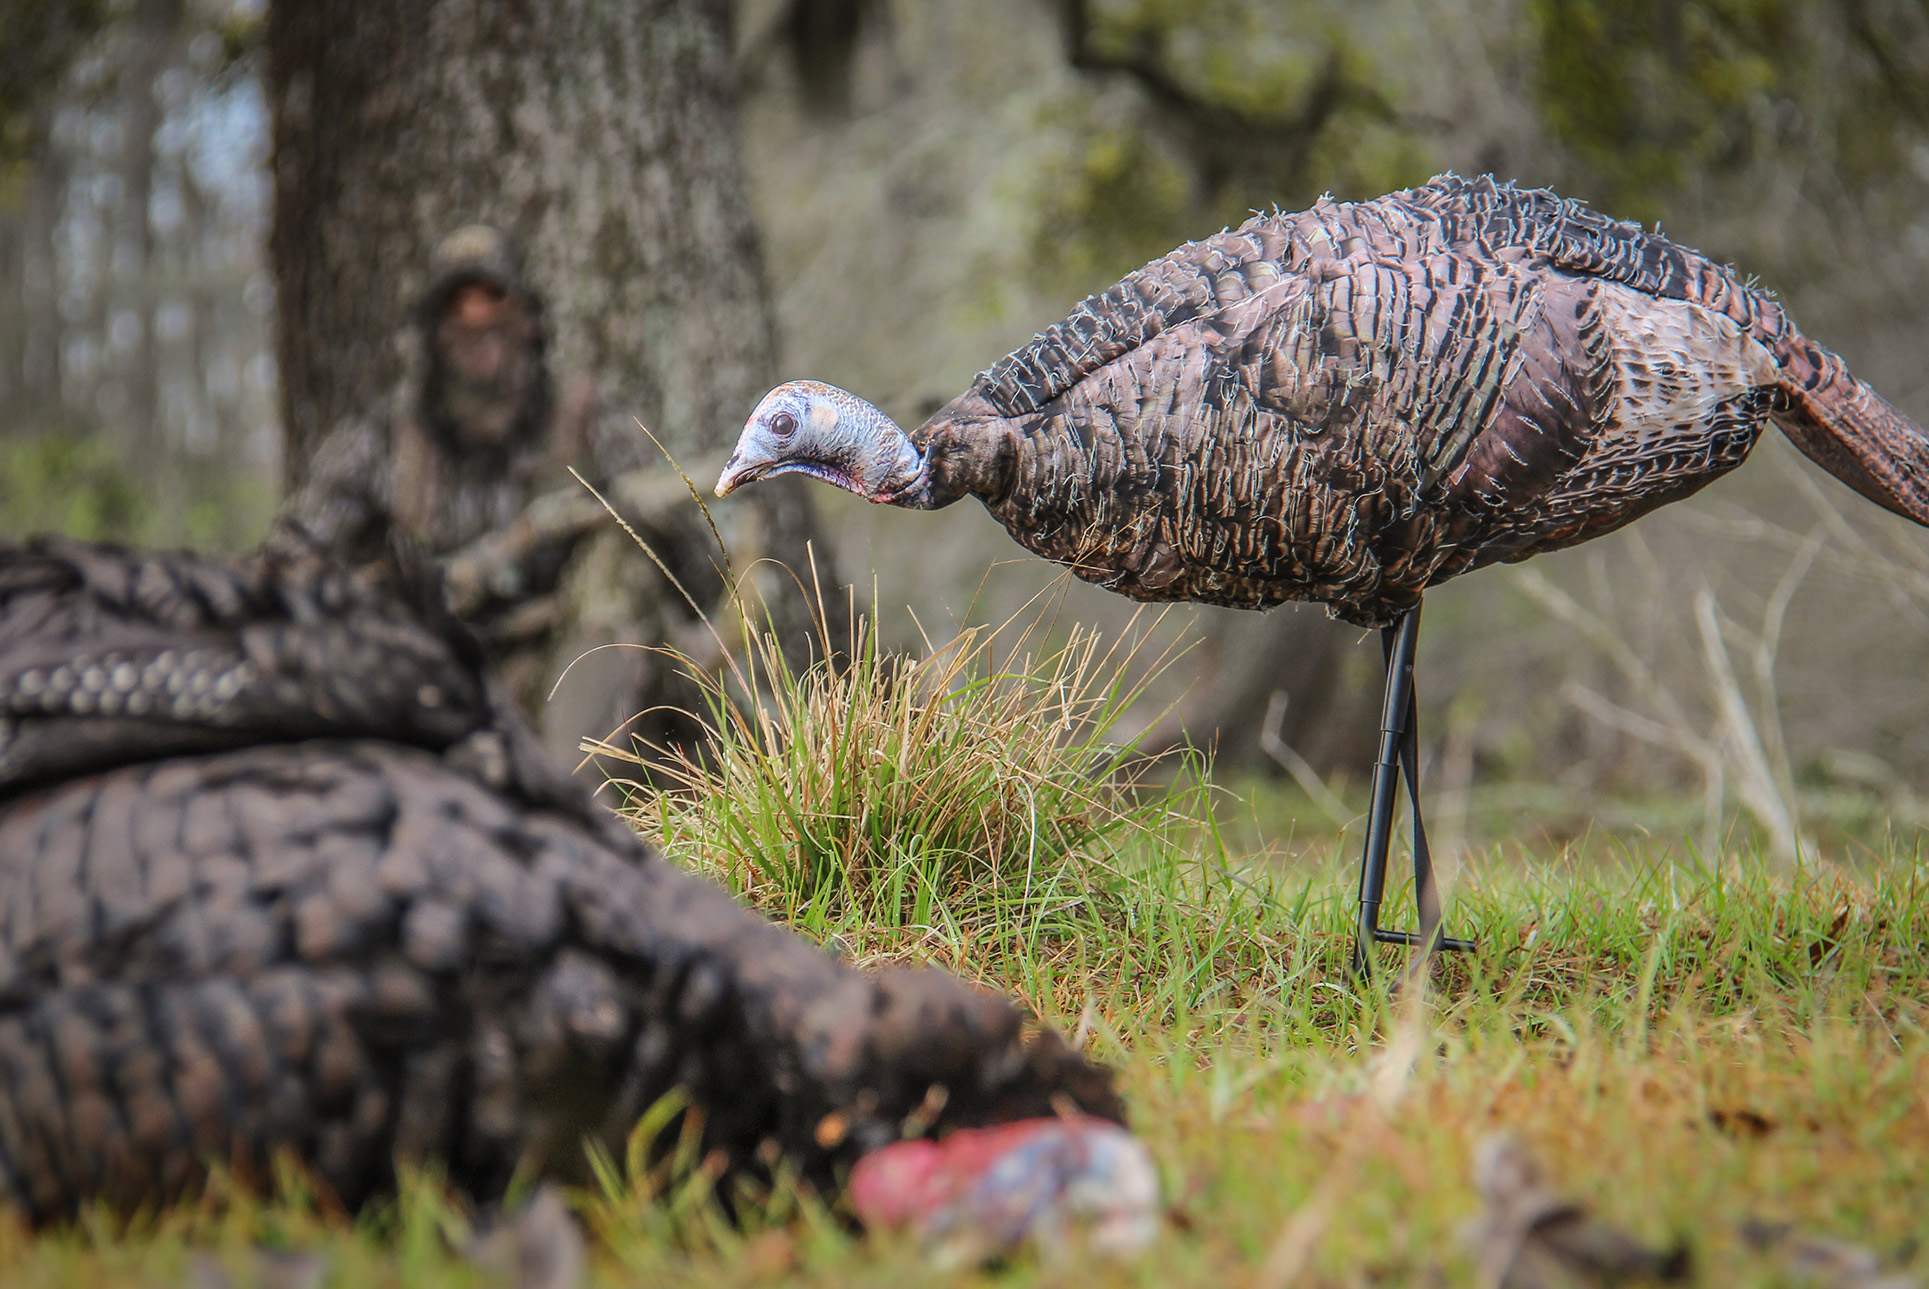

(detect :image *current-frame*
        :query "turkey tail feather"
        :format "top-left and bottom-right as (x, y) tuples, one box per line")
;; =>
(1773, 339), (1929, 525)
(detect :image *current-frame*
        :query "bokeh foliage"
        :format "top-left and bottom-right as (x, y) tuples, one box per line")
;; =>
(1031, 0), (1433, 290)
(0, 0), (108, 170)
(1530, 0), (1929, 217)
(1028, 0), (1929, 287)
(0, 429), (274, 547)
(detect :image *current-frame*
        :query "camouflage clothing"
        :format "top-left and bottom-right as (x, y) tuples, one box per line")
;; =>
(272, 227), (612, 720)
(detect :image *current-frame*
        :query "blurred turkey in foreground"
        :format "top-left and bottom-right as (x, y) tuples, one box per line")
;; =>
(717, 173), (1929, 971)
(0, 536), (1124, 1223)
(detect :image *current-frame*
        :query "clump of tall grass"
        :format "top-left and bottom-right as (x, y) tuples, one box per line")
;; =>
(602, 595), (1207, 945)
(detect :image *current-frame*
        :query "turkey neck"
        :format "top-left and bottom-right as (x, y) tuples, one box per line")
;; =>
(910, 392), (1026, 510)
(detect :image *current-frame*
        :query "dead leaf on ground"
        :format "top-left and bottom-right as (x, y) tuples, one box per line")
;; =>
(1465, 1134), (1689, 1289)
(1740, 1219), (1922, 1289)
(1707, 1107), (1776, 1139)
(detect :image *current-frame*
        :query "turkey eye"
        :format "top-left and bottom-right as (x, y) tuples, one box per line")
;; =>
(770, 411), (797, 437)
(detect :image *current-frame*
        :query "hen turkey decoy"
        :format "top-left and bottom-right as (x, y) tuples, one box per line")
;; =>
(716, 173), (1929, 973)
(0, 535), (1121, 1222)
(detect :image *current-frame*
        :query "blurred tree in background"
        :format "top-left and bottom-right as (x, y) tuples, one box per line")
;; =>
(1530, 0), (1929, 219)
(0, 0), (275, 547)
(268, 0), (788, 482)
(266, 0), (839, 755)
(0, 0), (109, 168)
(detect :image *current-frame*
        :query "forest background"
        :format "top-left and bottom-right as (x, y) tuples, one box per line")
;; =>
(5, 0), (1929, 863)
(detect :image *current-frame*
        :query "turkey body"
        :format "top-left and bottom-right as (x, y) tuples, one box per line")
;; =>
(906, 174), (1928, 626)
(717, 172), (1929, 971)
(0, 537), (1118, 1221)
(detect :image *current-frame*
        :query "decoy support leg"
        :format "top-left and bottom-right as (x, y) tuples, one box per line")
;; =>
(1351, 603), (1476, 980)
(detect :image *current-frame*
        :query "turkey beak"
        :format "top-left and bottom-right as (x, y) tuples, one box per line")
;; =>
(714, 450), (760, 498)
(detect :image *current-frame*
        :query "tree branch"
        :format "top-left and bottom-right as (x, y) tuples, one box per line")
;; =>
(1049, 0), (1378, 195)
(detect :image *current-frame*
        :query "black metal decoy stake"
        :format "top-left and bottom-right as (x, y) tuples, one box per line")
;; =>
(1351, 602), (1477, 980)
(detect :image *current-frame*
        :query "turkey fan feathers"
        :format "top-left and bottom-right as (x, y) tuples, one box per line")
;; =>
(0, 538), (1120, 1222)
(0, 536), (491, 789)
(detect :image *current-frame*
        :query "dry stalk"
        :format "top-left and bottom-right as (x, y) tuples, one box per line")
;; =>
(1259, 689), (1353, 829)
(1254, 978), (1433, 1289)
(1512, 550), (1814, 863)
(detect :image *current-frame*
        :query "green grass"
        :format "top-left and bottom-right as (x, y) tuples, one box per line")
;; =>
(5, 609), (1927, 1287)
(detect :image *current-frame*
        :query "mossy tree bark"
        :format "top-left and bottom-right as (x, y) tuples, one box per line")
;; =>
(269, 0), (783, 476)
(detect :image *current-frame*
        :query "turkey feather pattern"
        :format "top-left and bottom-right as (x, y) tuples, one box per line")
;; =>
(718, 174), (1929, 626)
(0, 537), (1121, 1221)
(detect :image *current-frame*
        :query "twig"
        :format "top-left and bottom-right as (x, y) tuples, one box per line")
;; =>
(1694, 589), (1802, 863)
(1259, 690), (1353, 829)
(1513, 556), (1812, 863)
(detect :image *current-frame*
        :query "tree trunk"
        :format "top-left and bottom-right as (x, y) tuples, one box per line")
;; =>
(268, 0), (785, 479)
(119, 0), (175, 469)
(18, 134), (64, 422)
(267, 0), (837, 756)
(0, 140), (31, 426)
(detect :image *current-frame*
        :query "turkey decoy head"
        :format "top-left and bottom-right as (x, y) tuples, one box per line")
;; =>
(716, 380), (934, 507)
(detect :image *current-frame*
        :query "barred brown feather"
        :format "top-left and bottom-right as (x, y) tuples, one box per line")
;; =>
(913, 173), (1929, 626)
(0, 539), (1120, 1222)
